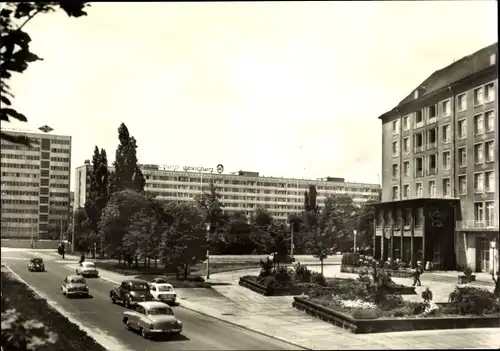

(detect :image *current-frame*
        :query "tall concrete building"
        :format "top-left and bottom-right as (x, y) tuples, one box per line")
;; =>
(1, 127), (72, 240)
(74, 163), (381, 222)
(374, 43), (498, 272)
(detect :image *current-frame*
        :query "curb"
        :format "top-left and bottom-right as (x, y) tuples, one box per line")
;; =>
(178, 302), (311, 350)
(2, 265), (132, 351)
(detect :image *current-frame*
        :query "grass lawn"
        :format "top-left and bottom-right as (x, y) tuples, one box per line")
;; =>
(1, 268), (106, 351)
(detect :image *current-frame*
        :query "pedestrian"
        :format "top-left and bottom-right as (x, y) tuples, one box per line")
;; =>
(80, 253), (85, 264)
(413, 261), (423, 286)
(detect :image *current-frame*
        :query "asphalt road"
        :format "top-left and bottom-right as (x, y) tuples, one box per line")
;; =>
(2, 250), (301, 351)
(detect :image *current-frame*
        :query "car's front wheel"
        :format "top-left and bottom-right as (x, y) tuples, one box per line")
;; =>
(140, 328), (148, 339)
(124, 299), (131, 309)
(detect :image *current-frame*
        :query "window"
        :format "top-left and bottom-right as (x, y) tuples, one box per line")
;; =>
(403, 161), (410, 176)
(428, 105), (437, 122)
(442, 151), (451, 170)
(485, 110), (495, 132)
(392, 120), (399, 134)
(458, 119), (467, 139)
(415, 110), (423, 126)
(485, 202), (495, 227)
(474, 114), (484, 135)
(427, 128), (437, 147)
(416, 182), (423, 197)
(458, 175), (467, 195)
(442, 178), (451, 196)
(442, 124), (451, 143)
(392, 186), (399, 200)
(485, 141), (494, 162)
(458, 147), (467, 167)
(428, 180), (436, 197)
(474, 173), (484, 192)
(392, 141), (399, 156)
(485, 171), (495, 192)
(403, 115), (410, 130)
(485, 83), (495, 102)
(474, 202), (484, 224)
(403, 137), (410, 153)
(441, 100), (451, 116)
(474, 143), (484, 164)
(403, 184), (410, 198)
(474, 86), (484, 106)
(414, 132), (424, 151)
(415, 157), (423, 177)
(457, 93), (467, 111)
(392, 164), (399, 179)
(428, 154), (437, 174)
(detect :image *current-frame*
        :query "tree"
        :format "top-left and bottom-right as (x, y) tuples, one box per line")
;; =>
(159, 202), (207, 279)
(266, 223), (289, 270)
(355, 199), (378, 252)
(1, 2), (89, 146)
(195, 181), (227, 244)
(84, 146), (109, 235)
(99, 189), (150, 260)
(303, 185), (319, 227)
(72, 207), (91, 252)
(253, 207), (274, 228)
(112, 123), (145, 193)
(222, 213), (255, 254)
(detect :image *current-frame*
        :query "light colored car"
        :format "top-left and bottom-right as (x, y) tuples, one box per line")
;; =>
(149, 283), (176, 304)
(61, 275), (89, 298)
(122, 301), (182, 339)
(76, 261), (99, 277)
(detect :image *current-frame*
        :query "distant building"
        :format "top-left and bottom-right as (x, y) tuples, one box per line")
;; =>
(374, 42), (498, 272)
(1, 128), (72, 240)
(74, 163), (381, 222)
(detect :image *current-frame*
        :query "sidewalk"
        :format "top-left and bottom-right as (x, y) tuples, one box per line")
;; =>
(88, 264), (499, 349)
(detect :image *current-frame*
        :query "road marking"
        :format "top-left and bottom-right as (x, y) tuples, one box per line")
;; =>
(3, 265), (133, 351)
(54, 260), (79, 264)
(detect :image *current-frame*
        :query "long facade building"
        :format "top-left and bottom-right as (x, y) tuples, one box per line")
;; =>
(375, 42), (498, 273)
(1, 128), (72, 240)
(74, 162), (381, 222)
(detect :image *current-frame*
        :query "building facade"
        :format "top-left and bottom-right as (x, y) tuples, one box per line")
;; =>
(1, 128), (72, 240)
(375, 43), (498, 272)
(74, 163), (381, 222)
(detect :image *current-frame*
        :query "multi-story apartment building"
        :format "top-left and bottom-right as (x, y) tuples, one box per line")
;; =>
(374, 43), (498, 272)
(1, 127), (72, 241)
(74, 163), (381, 222)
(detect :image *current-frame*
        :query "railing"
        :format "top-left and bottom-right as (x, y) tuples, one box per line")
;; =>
(457, 220), (499, 230)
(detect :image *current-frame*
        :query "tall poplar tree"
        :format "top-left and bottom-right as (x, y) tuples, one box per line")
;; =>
(112, 123), (145, 193)
(84, 146), (109, 234)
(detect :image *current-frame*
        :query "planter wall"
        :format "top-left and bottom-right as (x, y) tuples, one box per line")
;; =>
(239, 277), (306, 296)
(458, 275), (476, 284)
(292, 297), (500, 334)
(341, 265), (414, 278)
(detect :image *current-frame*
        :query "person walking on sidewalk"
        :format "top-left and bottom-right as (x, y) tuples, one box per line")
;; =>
(413, 261), (423, 286)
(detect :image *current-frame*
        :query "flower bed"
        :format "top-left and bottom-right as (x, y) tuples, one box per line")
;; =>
(293, 283), (500, 334)
(239, 276), (308, 296)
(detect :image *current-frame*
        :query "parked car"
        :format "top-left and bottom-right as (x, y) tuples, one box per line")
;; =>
(27, 258), (45, 272)
(61, 275), (89, 298)
(122, 301), (182, 339)
(149, 282), (176, 304)
(110, 279), (154, 308)
(76, 261), (99, 277)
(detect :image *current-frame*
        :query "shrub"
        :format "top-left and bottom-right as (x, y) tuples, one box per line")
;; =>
(310, 272), (327, 287)
(357, 271), (372, 284)
(341, 253), (360, 266)
(422, 287), (433, 302)
(294, 263), (313, 283)
(377, 293), (404, 310)
(463, 266), (473, 276)
(257, 275), (280, 289)
(259, 258), (273, 277)
(330, 279), (370, 300)
(351, 308), (381, 320)
(274, 266), (294, 286)
(448, 286), (500, 315)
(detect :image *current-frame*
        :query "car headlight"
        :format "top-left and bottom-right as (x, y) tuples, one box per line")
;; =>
(149, 323), (155, 329)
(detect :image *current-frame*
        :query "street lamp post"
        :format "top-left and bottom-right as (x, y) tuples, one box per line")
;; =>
(205, 222), (211, 280)
(290, 223), (294, 259)
(353, 230), (357, 252)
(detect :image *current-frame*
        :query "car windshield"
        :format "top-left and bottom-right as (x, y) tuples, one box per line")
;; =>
(153, 279), (167, 284)
(131, 284), (149, 291)
(31, 259), (43, 264)
(148, 307), (173, 316)
(70, 277), (85, 284)
(157, 285), (173, 292)
(83, 263), (95, 268)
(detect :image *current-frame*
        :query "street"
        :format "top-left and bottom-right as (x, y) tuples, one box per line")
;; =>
(2, 249), (301, 351)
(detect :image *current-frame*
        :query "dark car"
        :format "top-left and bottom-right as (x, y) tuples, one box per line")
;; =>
(27, 258), (45, 272)
(110, 279), (154, 309)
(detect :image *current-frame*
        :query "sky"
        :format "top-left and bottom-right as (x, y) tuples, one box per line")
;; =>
(3, 1), (498, 189)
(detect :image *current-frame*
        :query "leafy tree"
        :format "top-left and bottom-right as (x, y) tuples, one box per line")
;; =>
(266, 223), (290, 270)
(112, 123), (145, 193)
(222, 213), (255, 254)
(72, 207), (91, 252)
(303, 184), (319, 227)
(195, 181), (227, 246)
(1, 1), (89, 146)
(253, 207), (274, 228)
(159, 202), (207, 278)
(84, 146), (109, 235)
(355, 199), (378, 252)
(99, 189), (149, 260)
